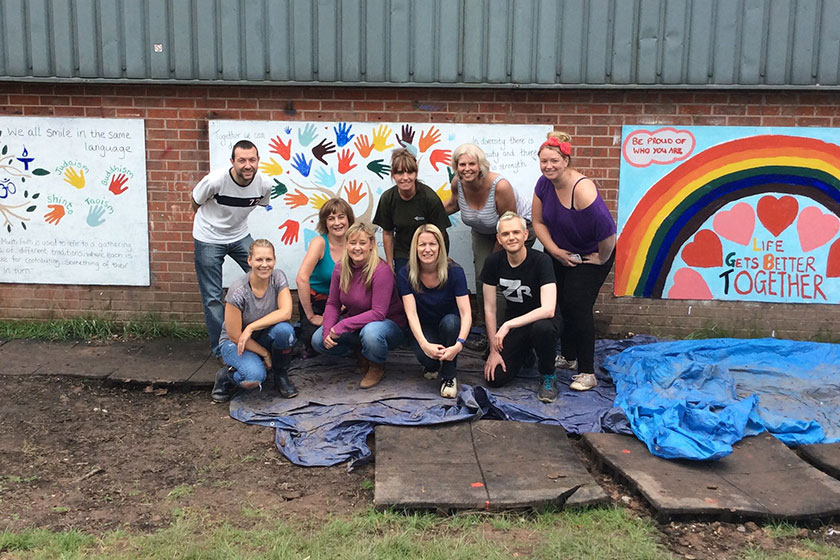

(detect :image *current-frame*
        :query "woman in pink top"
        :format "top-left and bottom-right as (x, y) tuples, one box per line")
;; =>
(311, 222), (407, 388)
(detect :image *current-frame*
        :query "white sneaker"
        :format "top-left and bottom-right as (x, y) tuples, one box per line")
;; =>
(440, 377), (457, 398)
(570, 373), (597, 391)
(555, 355), (578, 370)
(423, 368), (439, 380)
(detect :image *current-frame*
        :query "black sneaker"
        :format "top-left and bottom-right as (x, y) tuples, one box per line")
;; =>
(274, 371), (298, 398)
(537, 374), (558, 403)
(463, 334), (488, 352)
(211, 366), (237, 403)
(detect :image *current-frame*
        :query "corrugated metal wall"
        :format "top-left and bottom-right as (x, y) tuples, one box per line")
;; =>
(2, 0), (840, 88)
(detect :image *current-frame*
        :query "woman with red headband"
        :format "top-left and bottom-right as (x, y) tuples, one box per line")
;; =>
(532, 131), (616, 392)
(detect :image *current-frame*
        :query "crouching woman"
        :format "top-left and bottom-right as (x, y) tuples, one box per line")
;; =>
(212, 239), (298, 402)
(311, 222), (407, 388)
(397, 224), (471, 398)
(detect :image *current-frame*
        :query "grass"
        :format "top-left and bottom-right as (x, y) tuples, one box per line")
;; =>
(0, 506), (675, 559)
(0, 316), (204, 342)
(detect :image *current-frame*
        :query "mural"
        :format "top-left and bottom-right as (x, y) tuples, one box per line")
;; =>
(616, 126), (840, 303)
(0, 117), (148, 285)
(208, 121), (552, 288)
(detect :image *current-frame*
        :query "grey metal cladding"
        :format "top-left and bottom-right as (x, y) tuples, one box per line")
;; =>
(2, 0), (840, 88)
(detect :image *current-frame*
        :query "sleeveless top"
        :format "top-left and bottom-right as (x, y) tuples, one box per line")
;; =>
(457, 176), (506, 235)
(308, 233), (336, 295)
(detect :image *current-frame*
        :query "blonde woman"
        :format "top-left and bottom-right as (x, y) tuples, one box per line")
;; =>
(212, 239), (297, 402)
(397, 224), (472, 398)
(311, 222), (407, 388)
(532, 131), (616, 392)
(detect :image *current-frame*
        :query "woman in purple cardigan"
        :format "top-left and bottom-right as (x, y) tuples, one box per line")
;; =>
(532, 131), (616, 392)
(311, 222), (407, 388)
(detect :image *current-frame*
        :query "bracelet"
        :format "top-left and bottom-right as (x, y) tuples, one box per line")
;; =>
(457, 338), (466, 345)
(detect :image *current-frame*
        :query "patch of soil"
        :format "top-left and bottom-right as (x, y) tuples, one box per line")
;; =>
(1, 375), (839, 559)
(0, 376), (372, 532)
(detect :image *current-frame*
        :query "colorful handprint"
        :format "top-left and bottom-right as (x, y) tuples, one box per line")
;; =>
(312, 138), (336, 165)
(44, 204), (66, 225)
(371, 125), (394, 152)
(313, 167), (336, 188)
(344, 180), (367, 204)
(285, 189), (309, 209)
(259, 157), (284, 176)
(63, 167), (86, 189)
(291, 153), (313, 177)
(419, 126), (442, 152)
(108, 173), (129, 195)
(310, 192), (330, 210)
(333, 123), (355, 147)
(278, 219), (300, 245)
(429, 149), (452, 172)
(268, 135), (292, 160)
(354, 135), (374, 158)
(367, 159), (391, 179)
(337, 149), (357, 174)
(298, 123), (317, 147)
(86, 205), (107, 227)
(270, 179), (288, 198)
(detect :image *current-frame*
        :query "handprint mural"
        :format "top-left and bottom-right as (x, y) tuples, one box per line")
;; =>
(210, 121), (551, 288)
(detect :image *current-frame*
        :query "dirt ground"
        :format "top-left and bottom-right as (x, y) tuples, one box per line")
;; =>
(1, 375), (839, 559)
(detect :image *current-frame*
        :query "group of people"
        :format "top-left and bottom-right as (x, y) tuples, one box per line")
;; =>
(192, 131), (616, 405)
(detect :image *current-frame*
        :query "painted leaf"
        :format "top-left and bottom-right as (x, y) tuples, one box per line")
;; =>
(32, 168), (50, 176)
(26, 205), (36, 212)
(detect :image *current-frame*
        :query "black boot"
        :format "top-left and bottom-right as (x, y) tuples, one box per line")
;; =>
(211, 366), (237, 403)
(272, 349), (298, 398)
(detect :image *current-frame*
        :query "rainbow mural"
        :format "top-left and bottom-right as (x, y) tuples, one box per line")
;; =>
(616, 132), (840, 300)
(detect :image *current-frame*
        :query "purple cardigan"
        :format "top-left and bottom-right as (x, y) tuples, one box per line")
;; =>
(322, 259), (407, 337)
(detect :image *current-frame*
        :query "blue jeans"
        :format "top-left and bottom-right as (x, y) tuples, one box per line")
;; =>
(219, 322), (296, 386)
(194, 235), (253, 355)
(311, 320), (405, 364)
(409, 314), (460, 380)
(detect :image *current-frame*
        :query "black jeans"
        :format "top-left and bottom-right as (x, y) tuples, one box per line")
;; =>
(409, 314), (460, 380)
(487, 317), (558, 387)
(552, 253), (614, 373)
(298, 291), (328, 352)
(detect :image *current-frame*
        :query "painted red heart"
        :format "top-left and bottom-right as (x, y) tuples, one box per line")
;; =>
(680, 229), (722, 268)
(827, 239), (840, 278)
(757, 195), (798, 237)
(667, 268), (713, 300)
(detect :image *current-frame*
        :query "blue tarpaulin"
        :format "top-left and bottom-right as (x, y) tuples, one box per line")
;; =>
(604, 338), (840, 461)
(230, 343), (633, 467)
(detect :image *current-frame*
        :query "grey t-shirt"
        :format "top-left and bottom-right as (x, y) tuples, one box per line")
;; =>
(218, 269), (289, 344)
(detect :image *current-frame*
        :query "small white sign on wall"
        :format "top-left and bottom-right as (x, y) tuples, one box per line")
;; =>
(0, 117), (149, 285)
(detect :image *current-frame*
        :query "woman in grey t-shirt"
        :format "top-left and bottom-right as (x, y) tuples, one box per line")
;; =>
(211, 239), (298, 402)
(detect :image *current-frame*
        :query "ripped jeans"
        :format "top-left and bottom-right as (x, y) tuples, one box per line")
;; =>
(219, 322), (296, 386)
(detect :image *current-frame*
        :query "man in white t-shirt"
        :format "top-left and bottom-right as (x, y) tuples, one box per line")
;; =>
(193, 140), (271, 356)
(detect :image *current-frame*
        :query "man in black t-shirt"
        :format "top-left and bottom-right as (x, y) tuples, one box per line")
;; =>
(479, 211), (560, 402)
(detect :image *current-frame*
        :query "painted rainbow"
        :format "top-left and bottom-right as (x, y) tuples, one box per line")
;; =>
(615, 135), (840, 297)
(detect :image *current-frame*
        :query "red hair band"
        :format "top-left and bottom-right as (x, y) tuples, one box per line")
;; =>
(540, 136), (571, 155)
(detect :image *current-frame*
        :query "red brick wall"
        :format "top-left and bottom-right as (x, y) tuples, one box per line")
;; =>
(1, 82), (838, 339)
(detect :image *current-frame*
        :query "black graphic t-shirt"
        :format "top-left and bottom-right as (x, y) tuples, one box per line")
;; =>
(479, 248), (555, 322)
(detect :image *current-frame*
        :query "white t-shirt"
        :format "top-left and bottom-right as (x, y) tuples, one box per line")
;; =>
(192, 167), (271, 243)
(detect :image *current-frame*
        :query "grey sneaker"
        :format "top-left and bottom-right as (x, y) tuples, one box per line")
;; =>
(440, 377), (458, 398)
(463, 334), (488, 352)
(570, 373), (597, 391)
(554, 355), (578, 370)
(537, 374), (558, 403)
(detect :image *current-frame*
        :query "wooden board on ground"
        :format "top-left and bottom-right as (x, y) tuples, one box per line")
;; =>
(0, 340), (133, 378)
(583, 433), (840, 521)
(798, 443), (840, 480)
(375, 420), (607, 511)
(108, 339), (210, 384)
